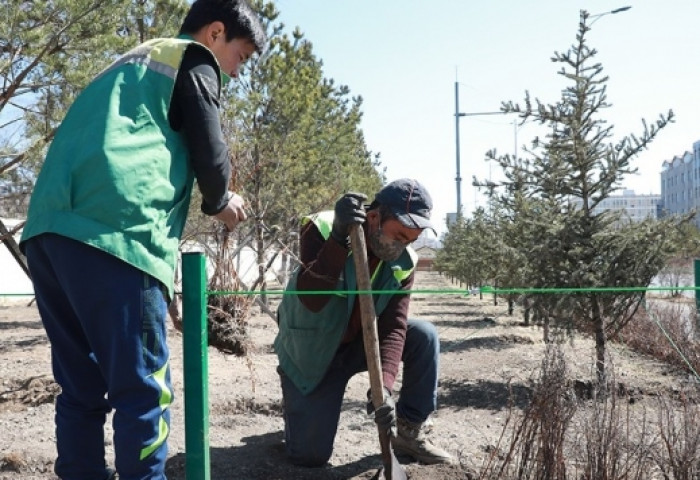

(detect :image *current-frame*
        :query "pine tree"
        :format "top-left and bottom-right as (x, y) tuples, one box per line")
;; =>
(207, 0), (382, 284)
(479, 10), (690, 383)
(1, 0), (189, 208)
(181, 1), (384, 352)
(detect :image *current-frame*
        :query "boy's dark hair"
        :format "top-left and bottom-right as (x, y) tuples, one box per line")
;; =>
(180, 0), (267, 53)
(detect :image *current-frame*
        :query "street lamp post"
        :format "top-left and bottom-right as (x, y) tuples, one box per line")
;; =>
(453, 6), (631, 219)
(589, 5), (631, 25)
(454, 81), (508, 218)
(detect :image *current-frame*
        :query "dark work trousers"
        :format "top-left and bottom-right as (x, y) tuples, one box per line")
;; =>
(278, 319), (440, 467)
(24, 234), (172, 480)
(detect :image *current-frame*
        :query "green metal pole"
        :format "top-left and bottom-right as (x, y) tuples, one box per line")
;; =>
(182, 252), (210, 480)
(695, 259), (700, 339)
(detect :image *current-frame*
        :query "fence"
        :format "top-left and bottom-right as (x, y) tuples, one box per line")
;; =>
(3, 250), (700, 478)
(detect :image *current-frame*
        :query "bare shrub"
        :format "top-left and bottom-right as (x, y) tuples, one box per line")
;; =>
(206, 231), (256, 356)
(477, 348), (671, 479)
(207, 293), (253, 356)
(651, 392), (700, 479)
(571, 368), (653, 480)
(619, 302), (700, 377)
(479, 345), (576, 479)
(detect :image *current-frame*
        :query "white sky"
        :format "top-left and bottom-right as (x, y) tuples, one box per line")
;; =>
(275, 0), (700, 237)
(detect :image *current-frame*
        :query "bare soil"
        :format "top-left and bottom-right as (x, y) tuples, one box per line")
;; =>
(0, 270), (687, 480)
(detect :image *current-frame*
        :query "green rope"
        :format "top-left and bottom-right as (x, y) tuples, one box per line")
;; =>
(481, 286), (700, 294)
(3, 284), (698, 381)
(206, 285), (697, 296)
(206, 288), (465, 296)
(1, 285), (697, 298)
(203, 284), (700, 384)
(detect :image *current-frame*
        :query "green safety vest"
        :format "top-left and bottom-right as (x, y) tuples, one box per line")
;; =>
(274, 211), (417, 395)
(21, 37), (223, 298)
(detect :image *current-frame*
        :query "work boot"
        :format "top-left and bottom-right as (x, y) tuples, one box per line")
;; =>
(391, 417), (454, 465)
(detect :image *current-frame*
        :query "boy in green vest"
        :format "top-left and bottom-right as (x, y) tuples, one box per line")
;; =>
(275, 179), (454, 467)
(20, 1), (266, 478)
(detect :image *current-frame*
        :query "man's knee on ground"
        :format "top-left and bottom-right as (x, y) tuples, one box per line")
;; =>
(288, 451), (331, 468)
(286, 437), (333, 468)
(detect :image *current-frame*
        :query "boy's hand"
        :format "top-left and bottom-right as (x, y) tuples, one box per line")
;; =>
(214, 192), (248, 231)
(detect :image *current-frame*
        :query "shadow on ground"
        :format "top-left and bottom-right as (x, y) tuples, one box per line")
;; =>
(165, 431), (382, 479)
(0, 319), (44, 330)
(0, 335), (48, 354)
(439, 378), (532, 411)
(164, 431), (477, 480)
(431, 317), (497, 330)
(441, 334), (534, 354)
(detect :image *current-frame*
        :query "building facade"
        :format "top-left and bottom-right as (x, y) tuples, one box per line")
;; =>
(570, 189), (660, 224)
(596, 190), (660, 222)
(660, 140), (700, 228)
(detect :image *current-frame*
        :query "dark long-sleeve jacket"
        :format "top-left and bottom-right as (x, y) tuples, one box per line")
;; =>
(294, 219), (414, 391)
(169, 44), (231, 215)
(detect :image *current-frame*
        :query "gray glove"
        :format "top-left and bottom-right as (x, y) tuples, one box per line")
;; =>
(366, 388), (397, 437)
(331, 192), (367, 246)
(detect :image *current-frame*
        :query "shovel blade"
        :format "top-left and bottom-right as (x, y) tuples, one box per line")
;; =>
(383, 449), (408, 480)
(372, 461), (408, 480)
(375, 438), (407, 480)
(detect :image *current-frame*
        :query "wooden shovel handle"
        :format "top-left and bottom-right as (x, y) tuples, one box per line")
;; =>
(349, 224), (386, 408)
(350, 224), (407, 480)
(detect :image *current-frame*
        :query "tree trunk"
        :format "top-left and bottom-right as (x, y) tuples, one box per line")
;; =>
(0, 219), (30, 279)
(256, 224), (267, 308)
(280, 251), (289, 287)
(536, 305), (550, 343)
(592, 296), (606, 385)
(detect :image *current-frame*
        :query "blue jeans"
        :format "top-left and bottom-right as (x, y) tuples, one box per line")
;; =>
(278, 319), (440, 467)
(25, 234), (172, 480)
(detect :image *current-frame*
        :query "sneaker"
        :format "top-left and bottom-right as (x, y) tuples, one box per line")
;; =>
(391, 417), (454, 465)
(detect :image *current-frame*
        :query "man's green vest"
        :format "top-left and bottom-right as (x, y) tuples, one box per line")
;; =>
(21, 38), (221, 298)
(274, 211), (417, 395)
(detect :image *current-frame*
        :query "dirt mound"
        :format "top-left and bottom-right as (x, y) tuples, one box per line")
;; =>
(0, 375), (59, 412)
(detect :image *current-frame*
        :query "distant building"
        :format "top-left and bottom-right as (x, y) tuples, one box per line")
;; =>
(660, 141), (700, 228)
(569, 190), (660, 224)
(412, 229), (440, 249)
(445, 212), (458, 228)
(414, 245), (436, 271)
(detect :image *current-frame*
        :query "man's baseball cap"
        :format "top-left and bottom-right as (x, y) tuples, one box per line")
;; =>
(374, 178), (436, 234)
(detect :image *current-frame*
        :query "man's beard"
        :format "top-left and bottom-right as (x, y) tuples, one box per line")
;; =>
(368, 228), (405, 262)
